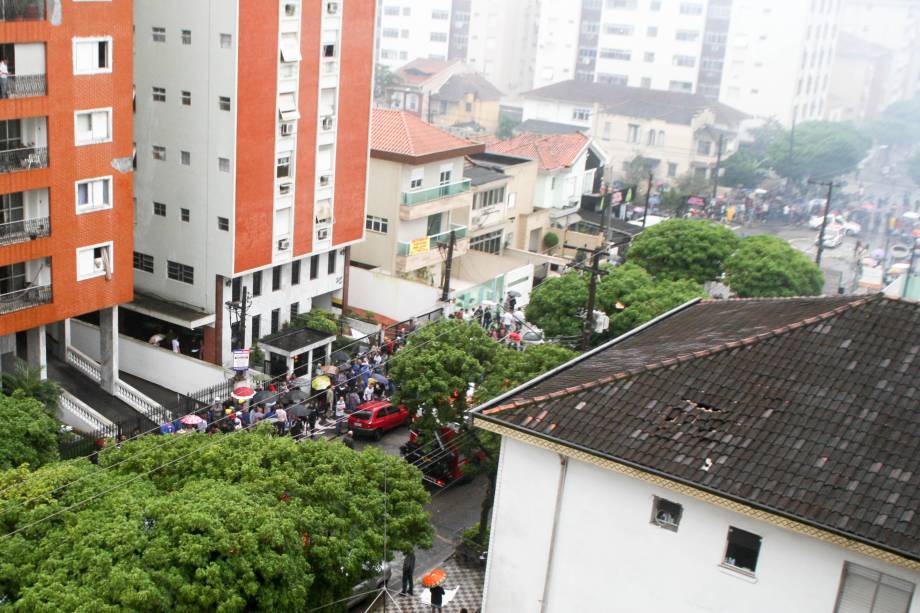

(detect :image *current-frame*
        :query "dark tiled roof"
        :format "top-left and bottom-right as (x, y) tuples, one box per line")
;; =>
(475, 295), (920, 561)
(522, 80), (748, 126)
(259, 325), (335, 353)
(433, 73), (503, 102)
(464, 163), (507, 186)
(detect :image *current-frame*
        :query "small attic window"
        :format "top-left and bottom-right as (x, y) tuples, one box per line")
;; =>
(651, 497), (682, 532)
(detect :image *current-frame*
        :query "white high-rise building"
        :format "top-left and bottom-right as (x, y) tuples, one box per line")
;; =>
(376, 0), (453, 70)
(718, 0), (840, 126)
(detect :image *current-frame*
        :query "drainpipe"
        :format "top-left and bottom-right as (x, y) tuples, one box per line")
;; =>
(539, 454), (569, 613)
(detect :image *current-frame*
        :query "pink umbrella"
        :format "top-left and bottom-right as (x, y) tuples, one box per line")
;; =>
(179, 414), (204, 426)
(231, 386), (256, 401)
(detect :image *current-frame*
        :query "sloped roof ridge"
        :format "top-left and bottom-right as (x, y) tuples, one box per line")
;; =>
(482, 295), (879, 416)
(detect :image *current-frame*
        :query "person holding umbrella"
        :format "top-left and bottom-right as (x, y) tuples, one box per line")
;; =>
(421, 569), (448, 611)
(399, 549), (415, 596)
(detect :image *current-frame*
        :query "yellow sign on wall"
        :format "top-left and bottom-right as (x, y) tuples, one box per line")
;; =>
(409, 237), (431, 255)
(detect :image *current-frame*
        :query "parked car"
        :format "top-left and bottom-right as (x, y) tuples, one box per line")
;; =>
(401, 424), (486, 488)
(348, 401), (411, 440)
(808, 214), (861, 236)
(347, 562), (391, 609)
(815, 226), (845, 249)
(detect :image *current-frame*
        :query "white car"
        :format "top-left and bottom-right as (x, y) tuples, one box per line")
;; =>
(816, 227), (845, 249)
(808, 214), (861, 236)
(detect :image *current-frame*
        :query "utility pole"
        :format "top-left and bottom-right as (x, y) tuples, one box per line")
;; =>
(582, 190), (612, 350)
(904, 239), (919, 298)
(440, 228), (456, 302)
(808, 179), (835, 267)
(642, 172), (653, 228)
(711, 133), (724, 202)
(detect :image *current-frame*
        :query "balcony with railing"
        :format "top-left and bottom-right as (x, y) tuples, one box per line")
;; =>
(0, 282), (50, 314)
(0, 43), (47, 99)
(0, 145), (46, 173)
(395, 224), (469, 273)
(0, 215), (49, 245)
(399, 179), (473, 221)
(0, 0), (45, 21)
(2, 73), (46, 98)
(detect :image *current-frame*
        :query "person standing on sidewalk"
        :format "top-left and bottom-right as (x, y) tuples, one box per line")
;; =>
(334, 396), (346, 435)
(399, 550), (415, 596)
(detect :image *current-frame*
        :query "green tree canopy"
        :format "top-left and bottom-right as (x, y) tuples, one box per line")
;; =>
(389, 319), (498, 424)
(0, 391), (59, 471)
(290, 310), (338, 336)
(626, 219), (741, 283)
(719, 148), (769, 189)
(767, 121), (871, 183)
(477, 344), (578, 404)
(724, 235), (824, 298)
(524, 271), (589, 338)
(2, 359), (61, 415)
(0, 432), (432, 611)
(596, 263), (705, 338)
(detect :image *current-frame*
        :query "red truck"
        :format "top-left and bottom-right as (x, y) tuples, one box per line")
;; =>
(400, 423), (485, 488)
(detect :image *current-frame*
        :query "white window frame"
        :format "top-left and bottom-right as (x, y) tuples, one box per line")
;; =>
(75, 175), (113, 214)
(280, 33), (302, 63)
(76, 241), (113, 281)
(72, 37), (112, 75)
(278, 92), (300, 121)
(74, 107), (113, 146)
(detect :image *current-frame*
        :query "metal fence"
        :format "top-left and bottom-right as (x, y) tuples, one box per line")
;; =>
(4, 74), (46, 98)
(0, 283), (51, 315)
(0, 146), (48, 174)
(0, 215), (50, 246)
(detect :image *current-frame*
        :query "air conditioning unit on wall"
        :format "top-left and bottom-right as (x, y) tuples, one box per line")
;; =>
(277, 238), (290, 251)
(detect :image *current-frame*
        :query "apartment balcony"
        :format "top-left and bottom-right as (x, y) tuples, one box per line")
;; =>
(0, 215), (49, 245)
(0, 257), (51, 315)
(2, 73), (46, 98)
(395, 224), (469, 273)
(399, 179), (473, 221)
(0, 145), (46, 173)
(0, 0), (45, 21)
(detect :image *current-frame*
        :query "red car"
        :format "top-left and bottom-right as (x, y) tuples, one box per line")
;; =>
(348, 401), (411, 440)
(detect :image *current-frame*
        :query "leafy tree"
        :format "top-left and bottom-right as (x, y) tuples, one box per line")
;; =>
(596, 263), (704, 338)
(657, 173), (711, 218)
(373, 64), (401, 105)
(863, 115), (920, 148)
(0, 432), (432, 611)
(496, 114), (519, 139)
(524, 271), (589, 338)
(621, 155), (656, 201)
(724, 235), (824, 298)
(1, 359), (60, 416)
(719, 149), (769, 189)
(767, 121), (871, 184)
(542, 231), (559, 252)
(627, 219), (740, 284)
(389, 319), (498, 426)
(0, 391), (59, 470)
(290, 310), (338, 336)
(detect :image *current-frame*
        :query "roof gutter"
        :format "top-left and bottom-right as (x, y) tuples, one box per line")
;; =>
(470, 297), (703, 415)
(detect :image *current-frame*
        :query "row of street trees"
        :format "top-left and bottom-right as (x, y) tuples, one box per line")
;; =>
(526, 220), (823, 341)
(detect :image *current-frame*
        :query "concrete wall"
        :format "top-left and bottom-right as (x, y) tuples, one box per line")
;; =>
(70, 319), (228, 395)
(483, 436), (920, 613)
(348, 265), (443, 322)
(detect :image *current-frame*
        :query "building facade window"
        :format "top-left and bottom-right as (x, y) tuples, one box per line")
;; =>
(276, 155), (291, 178)
(152, 27), (166, 42)
(310, 254), (319, 279)
(181, 150), (191, 165)
(290, 302), (299, 319)
(679, 2), (704, 15)
(627, 124), (640, 143)
(76, 176), (112, 213)
(181, 91), (191, 105)
(152, 86), (166, 102)
(365, 215), (388, 234)
(572, 107), (591, 121)
(217, 216), (229, 231)
(722, 527), (762, 575)
(834, 562), (915, 613)
(153, 202), (166, 216)
(252, 270), (262, 296)
(272, 265), (282, 291)
(667, 162), (678, 177)
(180, 208), (190, 222)
(651, 497), (682, 531)
(218, 157), (231, 172)
(604, 23), (634, 35)
(76, 242), (113, 280)
(133, 251), (154, 273)
(153, 145), (166, 161)
(220, 34), (232, 48)
(327, 251), (336, 274)
(73, 38), (111, 74)
(270, 308), (280, 334)
(697, 140), (712, 155)
(167, 260), (194, 284)
(673, 55), (696, 68)
(251, 314), (261, 343)
(181, 29), (191, 45)
(599, 48), (631, 60)
(470, 229), (502, 254)
(74, 109), (112, 145)
(473, 187), (505, 210)
(219, 96), (231, 111)
(291, 260), (301, 285)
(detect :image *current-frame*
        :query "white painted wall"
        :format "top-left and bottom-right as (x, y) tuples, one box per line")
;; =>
(484, 436), (920, 613)
(348, 265), (443, 322)
(70, 319), (229, 395)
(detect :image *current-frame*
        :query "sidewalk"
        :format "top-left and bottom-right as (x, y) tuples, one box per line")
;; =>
(370, 554), (484, 612)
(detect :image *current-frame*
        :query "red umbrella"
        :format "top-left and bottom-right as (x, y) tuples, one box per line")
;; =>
(422, 568), (446, 588)
(231, 386), (255, 401)
(180, 414), (204, 426)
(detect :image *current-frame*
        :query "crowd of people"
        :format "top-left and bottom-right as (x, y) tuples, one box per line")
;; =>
(450, 294), (530, 349)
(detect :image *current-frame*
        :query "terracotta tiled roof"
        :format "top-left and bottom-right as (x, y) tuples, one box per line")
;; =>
(371, 109), (480, 159)
(474, 295), (920, 561)
(487, 132), (590, 171)
(395, 58), (461, 86)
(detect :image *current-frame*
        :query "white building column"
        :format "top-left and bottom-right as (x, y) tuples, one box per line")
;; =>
(99, 306), (119, 394)
(25, 325), (46, 380)
(49, 318), (70, 360)
(325, 343), (331, 365)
